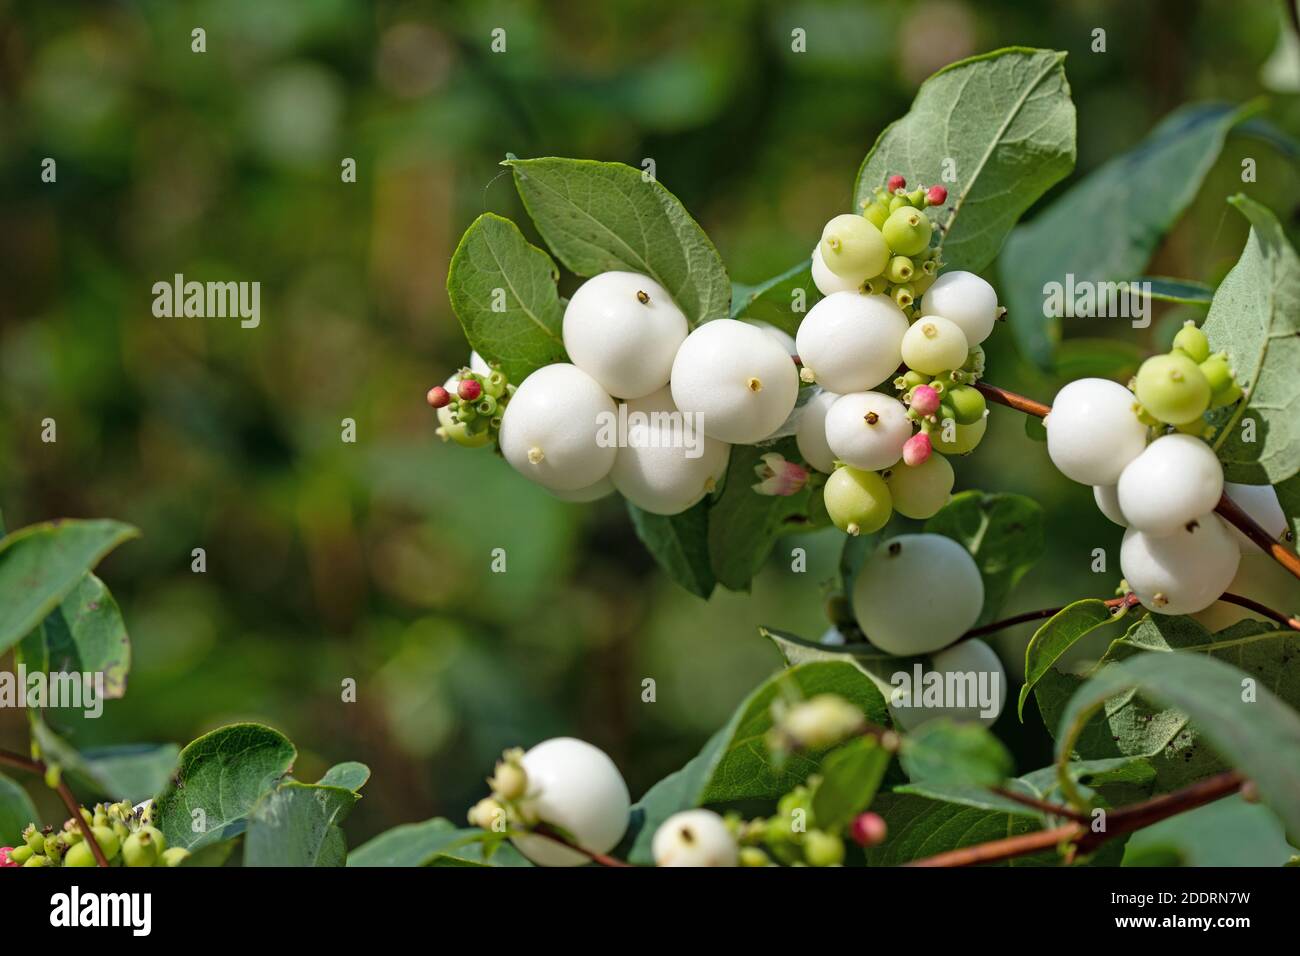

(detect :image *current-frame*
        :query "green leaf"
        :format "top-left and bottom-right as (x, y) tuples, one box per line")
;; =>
(245, 781), (358, 867)
(1018, 599), (1132, 720)
(318, 762), (370, 792)
(30, 720), (178, 802)
(924, 491), (1046, 625)
(1124, 795), (1297, 867)
(811, 736), (892, 830)
(626, 499), (715, 599)
(619, 660), (890, 864)
(347, 819), (532, 867)
(0, 519), (139, 655)
(1277, 472), (1300, 543)
(898, 719), (1013, 789)
(0, 772), (39, 845)
(854, 48), (1076, 274)
(762, 624), (910, 706)
(1134, 276), (1215, 305)
(1056, 649), (1300, 841)
(506, 157), (730, 325)
(445, 212), (567, 383)
(730, 261), (820, 335)
(867, 758), (1152, 866)
(154, 723), (297, 851)
(41, 573), (130, 700)
(1024, 414), (1047, 443)
(707, 438), (826, 591)
(1002, 101), (1257, 368)
(1205, 196), (1300, 484)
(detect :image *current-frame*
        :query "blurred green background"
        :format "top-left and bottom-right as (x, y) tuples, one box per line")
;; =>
(2, 0), (1298, 847)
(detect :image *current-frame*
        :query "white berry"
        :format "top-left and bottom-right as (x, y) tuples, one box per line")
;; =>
(670, 319), (800, 444)
(1045, 378), (1148, 485)
(919, 271), (999, 346)
(1193, 552), (1300, 631)
(608, 386), (731, 515)
(810, 243), (862, 297)
(795, 292), (909, 393)
(890, 639), (1007, 730)
(1093, 484), (1127, 527)
(1223, 482), (1288, 553)
(652, 809), (738, 867)
(550, 476), (615, 503)
(900, 315), (969, 375)
(499, 363), (617, 492)
(852, 534), (984, 656)
(1121, 517), (1240, 615)
(470, 351), (492, 376)
(510, 737), (631, 867)
(745, 320), (797, 357)
(562, 272), (688, 399)
(824, 392), (912, 472)
(795, 389), (839, 473)
(1117, 434), (1223, 537)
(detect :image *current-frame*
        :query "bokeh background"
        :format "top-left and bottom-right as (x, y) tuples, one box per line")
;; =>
(2, 0), (1298, 851)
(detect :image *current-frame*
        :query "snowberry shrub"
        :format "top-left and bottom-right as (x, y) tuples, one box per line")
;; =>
(499, 363), (618, 492)
(1045, 377), (1148, 485)
(795, 292), (908, 393)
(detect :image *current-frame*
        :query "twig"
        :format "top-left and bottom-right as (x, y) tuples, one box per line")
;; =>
(0, 748), (110, 867)
(977, 381), (1300, 584)
(961, 590), (1298, 640)
(987, 787), (1091, 824)
(907, 770), (1244, 867)
(533, 823), (633, 867)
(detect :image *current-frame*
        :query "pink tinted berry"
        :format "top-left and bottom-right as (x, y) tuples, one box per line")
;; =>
(851, 813), (887, 848)
(0, 847), (17, 867)
(887, 175), (906, 192)
(902, 431), (932, 467)
(909, 384), (940, 417)
(426, 385), (452, 408)
(457, 377), (483, 402)
(926, 185), (947, 206)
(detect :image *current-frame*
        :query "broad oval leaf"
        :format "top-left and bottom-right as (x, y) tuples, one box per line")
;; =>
(446, 212), (567, 383)
(348, 819), (532, 867)
(245, 781), (358, 867)
(626, 499), (715, 599)
(854, 48), (1076, 275)
(811, 736), (891, 831)
(42, 573), (130, 700)
(1018, 598), (1133, 720)
(30, 718), (179, 803)
(155, 722), (297, 851)
(0, 519), (139, 655)
(507, 157), (730, 325)
(1056, 648), (1300, 841)
(318, 761), (371, 792)
(730, 261), (820, 335)
(0, 772), (39, 845)
(1001, 101), (1255, 368)
(1205, 196), (1300, 484)
(898, 719), (1013, 789)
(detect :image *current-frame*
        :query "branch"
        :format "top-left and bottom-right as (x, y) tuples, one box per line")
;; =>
(0, 748), (110, 867)
(906, 770), (1244, 867)
(532, 823), (633, 867)
(977, 381), (1300, 583)
(961, 590), (1299, 640)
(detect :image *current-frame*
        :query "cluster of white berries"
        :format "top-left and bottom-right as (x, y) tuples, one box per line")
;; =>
(798, 176), (1003, 536)
(1045, 327), (1287, 616)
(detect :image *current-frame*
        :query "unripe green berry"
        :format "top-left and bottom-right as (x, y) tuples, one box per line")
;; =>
(1211, 379), (1243, 408)
(1171, 321), (1210, 364)
(888, 194), (910, 213)
(885, 255), (915, 283)
(9, 844), (34, 864)
(894, 369), (928, 392)
(901, 316), (969, 376)
(22, 852), (51, 867)
(906, 188), (926, 207)
(945, 384), (987, 425)
(882, 207), (933, 257)
(24, 826), (44, 852)
(862, 200), (890, 229)
(64, 840), (97, 867)
(892, 283), (915, 309)
(158, 847), (191, 867)
(1134, 353), (1211, 425)
(884, 452), (954, 520)
(122, 830), (159, 868)
(819, 214), (889, 281)
(823, 465), (893, 537)
(803, 829), (845, 867)
(92, 825), (120, 860)
(933, 414), (988, 456)
(1198, 352), (1232, 393)
(739, 846), (772, 867)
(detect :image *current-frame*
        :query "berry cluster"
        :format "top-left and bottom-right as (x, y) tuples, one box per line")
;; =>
(1046, 330), (1286, 616)
(426, 352), (516, 449)
(0, 801), (188, 868)
(799, 176), (1002, 536)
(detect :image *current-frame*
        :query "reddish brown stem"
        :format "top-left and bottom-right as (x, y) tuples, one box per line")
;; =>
(978, 381), (1300, 584)
(907, 770), (1244, 867)
(987, 787), (1090, 824)
(0, 748), (110, 867)
(533, 823), (633, 867)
